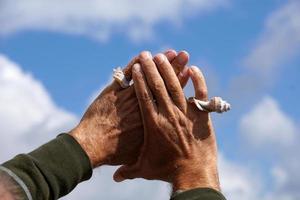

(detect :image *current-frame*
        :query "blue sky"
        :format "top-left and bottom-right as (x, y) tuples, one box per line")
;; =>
(0, 0), (299, 199)
(0, 0), (291, 114)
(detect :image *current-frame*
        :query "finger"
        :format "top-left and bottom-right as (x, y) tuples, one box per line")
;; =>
(178, 66), (190, 88)
(120, 50), (177, 85)
(165, 49), (189, 88)
(154, 53), (187, 111)
(189, 66), (208, 100)
(132, 63), (157, 115)
(139, 51), (172, 109)
(113, 164), (140, 182)
(171, 51), (189, 75)
(164, 49), (177, 62)
(123, 56), (139, 81)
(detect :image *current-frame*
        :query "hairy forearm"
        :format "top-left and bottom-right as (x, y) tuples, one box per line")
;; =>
(172, 159), (220, 193)
(0, 169), (25, 200)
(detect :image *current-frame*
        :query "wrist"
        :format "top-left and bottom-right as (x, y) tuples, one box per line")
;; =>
(171, 160), (220, 192)
(69, 124), (106, 168)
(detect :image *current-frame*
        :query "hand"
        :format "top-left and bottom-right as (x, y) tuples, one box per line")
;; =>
(70, 50), (190, 167)
(113, 53), (220, 192)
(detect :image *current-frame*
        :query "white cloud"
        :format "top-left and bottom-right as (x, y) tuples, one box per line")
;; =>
(0, 54), (78, 162)
(244, 0), (300, 74)
(63, 167), (171, 200)
(228, 1), (300, 116)
(219, 154), (262, 200)
(228, 1), (300, 106)
(66, 152), (261, 200)
(271, 166), (289, 189)
(265, 158), (300, 200)
(266, 133), (300, 200)
(238, 95), (300, 199)
(0, 0), (228, 41)
(240, 96), (296, 148)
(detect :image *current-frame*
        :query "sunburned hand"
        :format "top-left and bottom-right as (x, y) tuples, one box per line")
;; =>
(113, 52), (220, 192)
(70, 50), (190, 167)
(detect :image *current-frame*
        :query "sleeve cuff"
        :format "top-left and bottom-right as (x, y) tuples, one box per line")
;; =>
(2, 134), (93, 200)
(171, 188), (226, 200)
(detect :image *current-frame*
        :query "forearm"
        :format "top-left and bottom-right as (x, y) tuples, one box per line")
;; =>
(171, 172), (224, 200)
(172, 167), (220, 192)
(1, 134), (92, 200)
(171, 157), (224, 200)
(171, 154), (220, 191)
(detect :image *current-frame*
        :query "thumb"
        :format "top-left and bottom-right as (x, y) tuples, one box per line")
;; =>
(113, 164), (140, 182)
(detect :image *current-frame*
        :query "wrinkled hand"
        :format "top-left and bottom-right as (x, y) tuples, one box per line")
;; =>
(70, 50), (190, 167)
(113, 52), (220, 192)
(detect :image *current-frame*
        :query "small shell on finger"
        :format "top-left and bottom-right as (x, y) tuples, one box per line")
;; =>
(188, 96), (231, 113)
(113, 67), (131, 88)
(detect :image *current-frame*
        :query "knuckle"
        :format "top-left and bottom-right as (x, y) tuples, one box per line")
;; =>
(152, 81), (164, 93)
(168, 84), (178, 93)
(167, 114), (177, 123)
(169, 87), (183, 99)
(137, 90), (151, 101)
(196, 88), (208, 99)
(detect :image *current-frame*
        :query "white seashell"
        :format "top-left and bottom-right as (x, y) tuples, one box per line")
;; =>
(113, 67), (131, 88)
(188, 96), (231, 113)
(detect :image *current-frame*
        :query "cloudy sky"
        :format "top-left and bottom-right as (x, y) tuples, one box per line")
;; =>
(0, 0), (299, 199)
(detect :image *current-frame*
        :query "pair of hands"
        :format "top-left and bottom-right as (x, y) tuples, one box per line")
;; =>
(70, 50), (220, 192)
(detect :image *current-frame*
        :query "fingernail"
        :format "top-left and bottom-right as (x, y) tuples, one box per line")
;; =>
(154, 53), (166, 65)
(177, 51), (189, 65)
(132, 63), (141, 72)
(164, 49), (177, 57)
(191, 65), (200, 73)
(139, 51), (152, 61)
(114, 175), (124, 182)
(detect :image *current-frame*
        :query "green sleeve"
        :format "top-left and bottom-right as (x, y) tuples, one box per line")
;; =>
(1, 134), (93, 200)
(171, 188), (226, 200)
